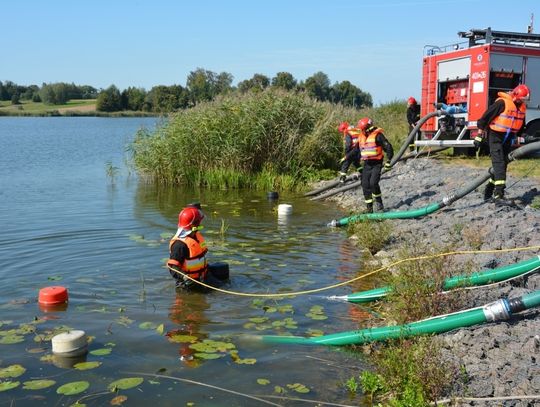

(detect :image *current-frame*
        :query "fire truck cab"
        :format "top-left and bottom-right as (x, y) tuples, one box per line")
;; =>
(416, 27), (540, 153)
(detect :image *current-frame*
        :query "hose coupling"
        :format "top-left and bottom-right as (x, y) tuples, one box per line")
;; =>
(442, 194), (455, 206)
(482, 299), (511, 322)
(327, 220), (337, 228)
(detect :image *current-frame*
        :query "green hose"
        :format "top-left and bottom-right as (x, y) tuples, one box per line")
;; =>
(346, 255), (540, 303)
(330, 202), (441, 227)
(259, 290), (540, 346)
(327, 142), (540, 227)
(261, 307), (487, 346)
(523, 290), (540, 308)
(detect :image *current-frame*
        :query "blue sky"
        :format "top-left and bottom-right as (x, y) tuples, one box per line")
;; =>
(2, 0), (538, 104)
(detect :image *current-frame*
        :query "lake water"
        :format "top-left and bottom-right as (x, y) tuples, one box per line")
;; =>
(0, 117), (374, 406)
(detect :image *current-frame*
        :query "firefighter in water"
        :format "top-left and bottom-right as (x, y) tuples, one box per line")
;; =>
(406, 97), (421, 151)
(357, 118), (394, 213)
(338, 121), (362, 183)
(474, 84), (530, 201)
(167, 204), (208, 289)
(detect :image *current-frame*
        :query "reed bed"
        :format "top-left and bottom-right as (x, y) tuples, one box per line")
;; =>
(131, 89), (407, 189)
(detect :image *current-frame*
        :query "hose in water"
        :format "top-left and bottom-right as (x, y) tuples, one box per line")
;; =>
(258, 290), (540, 346)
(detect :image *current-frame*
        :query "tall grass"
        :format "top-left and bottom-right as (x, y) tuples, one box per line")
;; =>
(130, 89), (408, 189)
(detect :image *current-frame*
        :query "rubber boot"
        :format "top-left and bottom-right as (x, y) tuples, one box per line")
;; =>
(493, 186), (505, 200)
(364, 202), (373, 214)
(483, 182), (495, 201)
(374, 201), (384, 212)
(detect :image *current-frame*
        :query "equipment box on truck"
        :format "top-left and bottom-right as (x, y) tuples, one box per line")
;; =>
(416, 27), (540, 152)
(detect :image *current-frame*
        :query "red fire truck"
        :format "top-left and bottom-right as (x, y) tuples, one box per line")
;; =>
(415, 27), (540, 153)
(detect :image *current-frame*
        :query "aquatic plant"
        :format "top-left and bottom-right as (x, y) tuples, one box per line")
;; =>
(130, 89), (408, 189)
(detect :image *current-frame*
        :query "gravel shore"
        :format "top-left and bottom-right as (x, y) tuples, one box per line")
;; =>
(319, 156), (540, 406)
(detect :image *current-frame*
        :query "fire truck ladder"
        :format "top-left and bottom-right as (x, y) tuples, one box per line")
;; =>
(458, 27), (540, 48)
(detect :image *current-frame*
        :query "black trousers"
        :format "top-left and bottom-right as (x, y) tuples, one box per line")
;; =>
(488, 130), (512, 187)
(340, 148), (361, 173)
(361, 160), (383, 201)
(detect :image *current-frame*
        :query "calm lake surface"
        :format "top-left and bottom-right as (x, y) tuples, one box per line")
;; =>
(0, 117), (374, 406)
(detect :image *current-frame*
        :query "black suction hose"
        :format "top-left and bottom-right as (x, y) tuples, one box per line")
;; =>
(389, 110), (446, 168)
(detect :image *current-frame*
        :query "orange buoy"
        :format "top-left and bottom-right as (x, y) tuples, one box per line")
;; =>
(38, 286), (68, 305)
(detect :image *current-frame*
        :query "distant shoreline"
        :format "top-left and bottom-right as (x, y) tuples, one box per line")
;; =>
(0, 99), (159, 118)
(0, 110), (159, 118)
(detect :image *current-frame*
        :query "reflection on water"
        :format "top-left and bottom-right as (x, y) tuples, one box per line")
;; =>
(0, 117), (379, 406)
(167, 291), (210, 368)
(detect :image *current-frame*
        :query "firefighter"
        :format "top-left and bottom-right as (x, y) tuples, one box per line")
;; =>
(167, 204), (208, 289)
(338, 121), (362, 183)
(406, 97), (421, 151)
(474, 84), (530, 201)
(357, 117), (394, 212)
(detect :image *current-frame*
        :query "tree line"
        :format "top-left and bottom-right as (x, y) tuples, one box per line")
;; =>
(1, 68), (373, 113)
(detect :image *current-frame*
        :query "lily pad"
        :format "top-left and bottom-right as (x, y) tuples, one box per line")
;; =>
(115, 316), (134, 327)
(234, 357), (257, 365)
(0, 364), (26, 378)
(167, 334), (198, 344)
(74, 361), (102, 370)
(0, 381), (20, 392)
(194, 352), (224, 360)
(189, 339), (235, 353)
(108, 377), (143, 391)
(0, 334), (25, 344)
(156, 324), (164, 335)
(22, 379), (56, 390)
(127, 234), (145, 242)
(90, 347), (112, 356)
(138, 321), (157, 330)
(257, 378), (270, 385)
(57, 381), (90, 395)
(307, 329), (325, 337)
(278, 304), (294, 313)
(287, 383), (310, 393)
(274, 385), (285, 394)
(306, 313), (328, 320)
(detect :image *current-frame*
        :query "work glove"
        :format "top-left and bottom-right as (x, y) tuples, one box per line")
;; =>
(473, 135), (484, 149)
(339, 157), (346, 164)
(384, 162), (392, 170)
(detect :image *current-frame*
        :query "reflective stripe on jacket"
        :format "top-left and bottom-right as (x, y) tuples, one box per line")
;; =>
(489, 92), (526, 134)
(348, 129), (362, 146)
(360, 128), (384, 161)
(167, 231), (208, 280)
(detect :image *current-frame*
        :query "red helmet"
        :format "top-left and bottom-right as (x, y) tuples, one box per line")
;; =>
(407, 97), (417, 105)
(357, 117), (373, 132)
(511, 84), (530, 102)
(338, 121), (349, 133)
(178, 207), (204, 230)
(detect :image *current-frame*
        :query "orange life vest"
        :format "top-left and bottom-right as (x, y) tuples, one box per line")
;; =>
(360, 128), (384, 161)
(348, 129), (362, 147)
(167, 231), (208, 281)
(489, 92), (526, 134)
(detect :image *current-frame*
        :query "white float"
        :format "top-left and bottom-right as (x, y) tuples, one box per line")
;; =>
(51, 330), (88, 357)
(277, 204), (293, 215)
